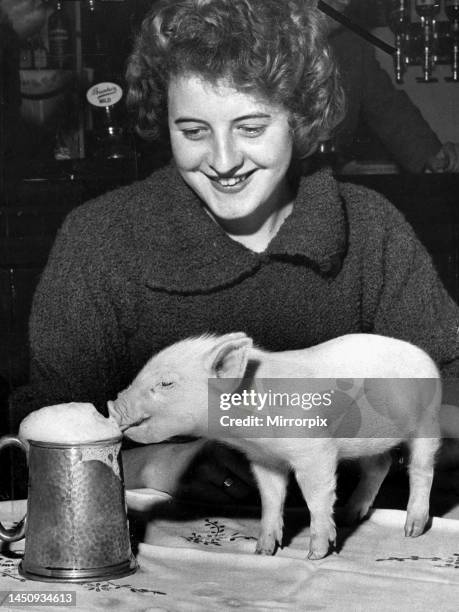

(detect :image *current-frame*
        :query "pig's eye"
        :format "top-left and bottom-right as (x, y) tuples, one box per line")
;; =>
(151, 381), (174, 392)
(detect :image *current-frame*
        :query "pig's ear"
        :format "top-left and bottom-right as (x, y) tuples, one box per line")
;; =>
(207, 335), (253, 379)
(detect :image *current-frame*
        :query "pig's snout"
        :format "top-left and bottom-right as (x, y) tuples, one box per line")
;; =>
(107, 400), (121, 424)
(107, 395), (148, 432)
(107, 399), (127, 427)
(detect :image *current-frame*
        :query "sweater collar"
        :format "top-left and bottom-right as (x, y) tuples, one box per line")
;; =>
(139, 164), (347, 294)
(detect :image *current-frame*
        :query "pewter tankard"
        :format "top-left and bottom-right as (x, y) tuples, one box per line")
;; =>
(0, 435), (136, 582)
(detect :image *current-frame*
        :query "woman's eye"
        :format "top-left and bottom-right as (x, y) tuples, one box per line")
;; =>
(182, 127), (207, 141)
(238, 125), (266, 138)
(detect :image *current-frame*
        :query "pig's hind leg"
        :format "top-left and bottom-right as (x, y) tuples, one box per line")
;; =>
(251, 462), (289, 555)
(405, 436), (440, 537)
(340, 452), (392, 525)
(292, 450), (338, 560)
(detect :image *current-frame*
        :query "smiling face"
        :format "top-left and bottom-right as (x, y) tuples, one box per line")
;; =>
(168, 75), (294, 233)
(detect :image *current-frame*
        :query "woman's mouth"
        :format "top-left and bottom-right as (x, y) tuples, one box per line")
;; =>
(207, 170), (256, 192)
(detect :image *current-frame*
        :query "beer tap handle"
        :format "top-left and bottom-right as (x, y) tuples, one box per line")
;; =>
(386, 1), (411, 85)
(445, 0), (459, 82)
(415, 1), (440, 83)
(395, 40), (404, 83)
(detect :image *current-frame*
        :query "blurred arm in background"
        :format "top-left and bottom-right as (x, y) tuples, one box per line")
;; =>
(322, 0), (459, 173)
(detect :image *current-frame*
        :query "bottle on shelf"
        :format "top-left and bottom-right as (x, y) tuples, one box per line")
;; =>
(83, 0), (133, 160)
(32, 35), (49, 70)
(48, 0), (72, 70)
(82, 0), (107, 65)
(19, 39), (34, 70)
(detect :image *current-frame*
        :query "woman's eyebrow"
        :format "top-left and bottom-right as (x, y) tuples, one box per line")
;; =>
(234, 113), (272, 121)
(174, 117), (207, 125)
(174, 113), (272, 125)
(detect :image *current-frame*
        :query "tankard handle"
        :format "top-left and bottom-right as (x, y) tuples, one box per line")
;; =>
(0, 436), (28, 542)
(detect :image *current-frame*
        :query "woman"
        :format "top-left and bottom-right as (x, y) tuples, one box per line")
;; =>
(12, 0), (459, 503)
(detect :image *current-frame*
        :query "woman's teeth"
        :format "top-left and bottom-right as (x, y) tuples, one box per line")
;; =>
(213, 172), (252, 186)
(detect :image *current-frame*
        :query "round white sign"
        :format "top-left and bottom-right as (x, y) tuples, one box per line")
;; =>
(86, 82), (123, 107)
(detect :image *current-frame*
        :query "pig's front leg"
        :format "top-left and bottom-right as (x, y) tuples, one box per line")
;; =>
(250, 462), (289, 555)
(292, 450), (338, 560)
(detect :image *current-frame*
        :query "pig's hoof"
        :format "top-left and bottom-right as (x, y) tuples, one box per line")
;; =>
(404, 513), (428, 537)
(307, 549), (325, 560)
(255, 542), (276, 555)
(255, 536), (277, 556)
(307, 547), (328, 560)
(307, 536), (331, 560)
(255, 521), (283, 555)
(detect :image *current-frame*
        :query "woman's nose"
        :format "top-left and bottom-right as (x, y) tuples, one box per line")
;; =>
(207, 135), (244, 176)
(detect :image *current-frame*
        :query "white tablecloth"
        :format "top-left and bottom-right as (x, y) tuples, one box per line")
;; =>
(1, 491), (459, 612)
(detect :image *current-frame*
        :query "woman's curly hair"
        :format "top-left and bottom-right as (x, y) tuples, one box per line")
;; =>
(126, 0), (345, 158)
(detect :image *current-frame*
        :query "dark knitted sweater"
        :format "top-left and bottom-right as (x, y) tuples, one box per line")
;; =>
(11, 164), (459, 425)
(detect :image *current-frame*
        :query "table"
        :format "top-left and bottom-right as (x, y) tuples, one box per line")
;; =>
(1, 489), (459, 612)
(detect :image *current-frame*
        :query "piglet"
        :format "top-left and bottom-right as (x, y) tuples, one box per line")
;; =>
(108, 332), (441, 560)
